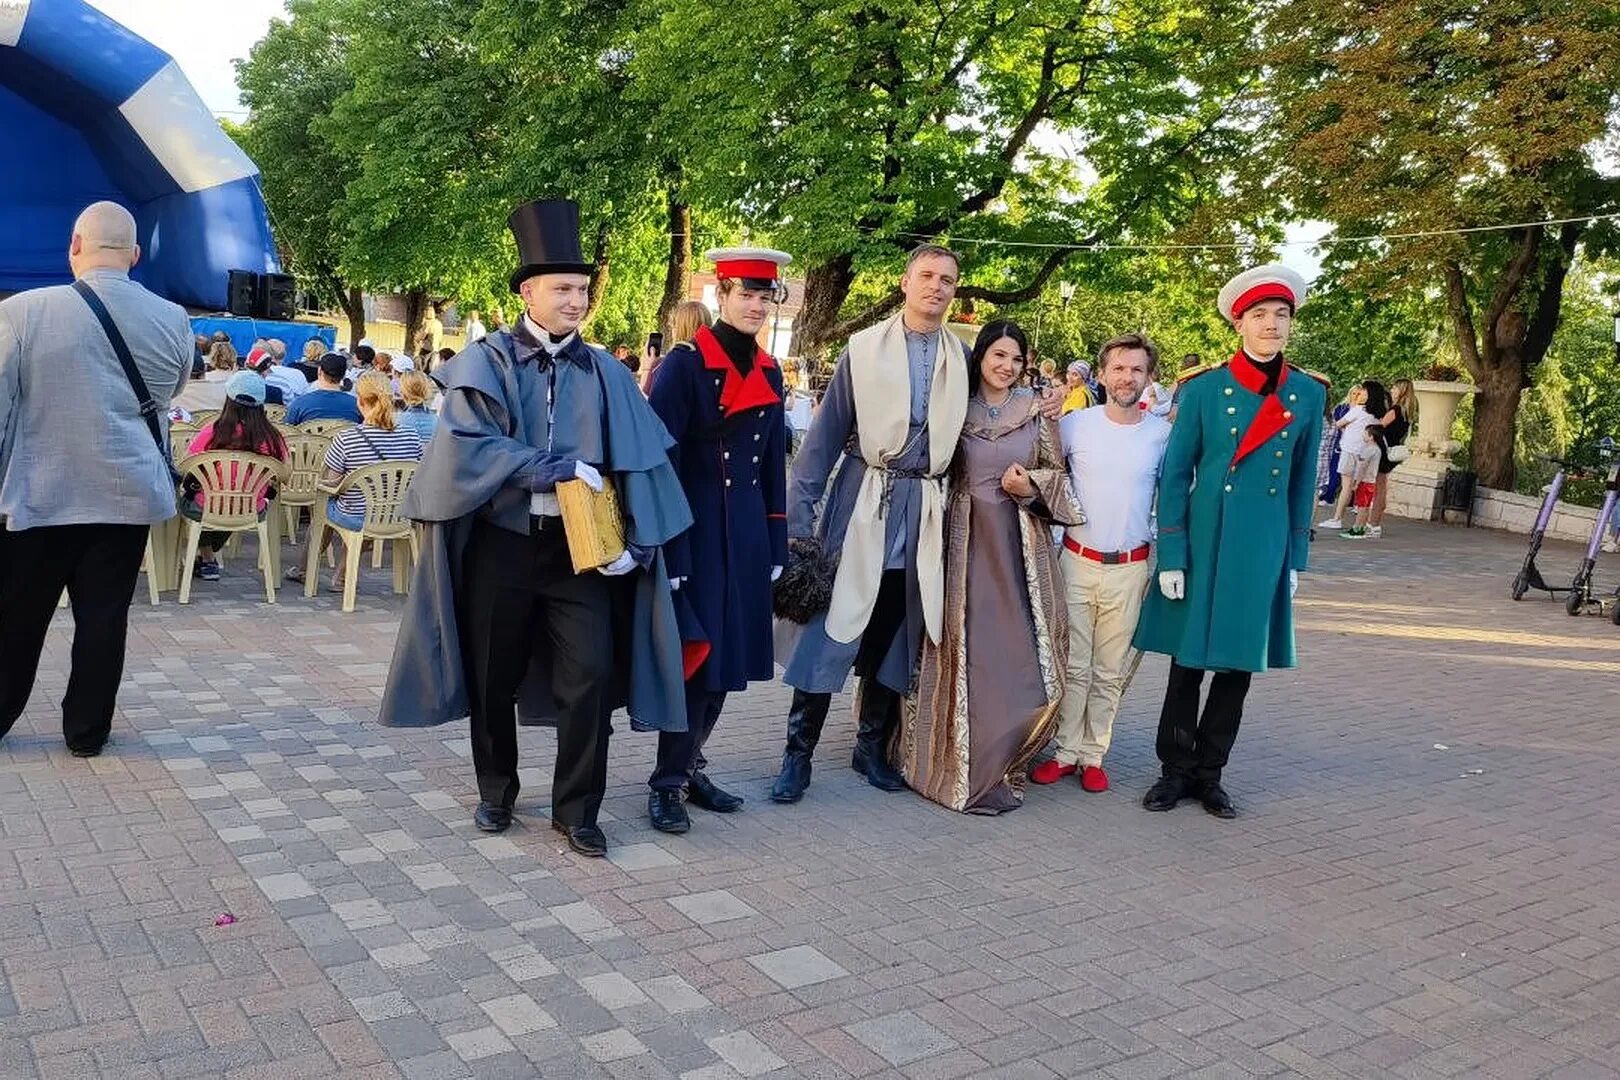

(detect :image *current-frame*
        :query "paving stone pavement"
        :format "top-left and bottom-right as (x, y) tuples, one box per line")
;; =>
(3, 519), (1620, 1079)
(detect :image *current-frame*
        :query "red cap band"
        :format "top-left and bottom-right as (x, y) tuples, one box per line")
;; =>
(1231, 282), (1296, 318)
(715, 259), (782, 281)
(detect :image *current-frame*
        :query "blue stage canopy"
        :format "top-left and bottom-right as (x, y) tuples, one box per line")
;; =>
(0, 0), (280, 310)
(190, 317), (336, 361)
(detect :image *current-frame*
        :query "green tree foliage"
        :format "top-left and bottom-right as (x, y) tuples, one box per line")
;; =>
(319, 0), (516, 350)
(233, 0), (367, 344)
(632, 0), (1260, 355)
(1284, 279), (1442, 398)
(1509, 267), (1620, 504)
(1260, 0), (1620, 489)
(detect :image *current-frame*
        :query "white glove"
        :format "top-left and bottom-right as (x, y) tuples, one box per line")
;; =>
(771, 565), (783, 582)
(574, 460), (604, 492)
(1158, 570), (1185, 600)
(1289, 570), (1298, 598)
(597, 550), (636, 576)
(670, 576), (684, 590)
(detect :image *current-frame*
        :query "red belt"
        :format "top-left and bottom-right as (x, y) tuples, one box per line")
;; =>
(1063, 537), (1151, 564)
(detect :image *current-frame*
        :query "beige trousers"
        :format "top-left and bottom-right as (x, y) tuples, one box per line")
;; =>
(1053, 551), (1151, 767)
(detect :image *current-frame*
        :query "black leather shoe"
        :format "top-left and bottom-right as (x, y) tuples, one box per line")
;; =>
(648, 789), (690, 834)
(474, 802), (512, 832)
(1200, 782), (1237, 819)
(552, 820), (608, 857)
(851, 744), (908, 792)
(687, 772), (743, 813)
(68, 744), (105, 759)
(1142, 775), (1188, 812)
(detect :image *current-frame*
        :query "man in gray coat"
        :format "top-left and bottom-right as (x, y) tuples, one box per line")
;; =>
(0, 202), (191, 756)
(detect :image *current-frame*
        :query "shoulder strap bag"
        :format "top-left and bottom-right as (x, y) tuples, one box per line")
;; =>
(73, 280), (181, 485)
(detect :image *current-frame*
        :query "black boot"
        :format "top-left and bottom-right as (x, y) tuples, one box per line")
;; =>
(851, 681), (907, 792)
(771, 690), (830, 804)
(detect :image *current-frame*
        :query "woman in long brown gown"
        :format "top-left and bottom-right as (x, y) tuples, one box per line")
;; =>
(895, 321), (1081, 813)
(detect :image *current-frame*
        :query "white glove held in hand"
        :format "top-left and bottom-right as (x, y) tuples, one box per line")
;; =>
(574, 460), (604, 492)
(1289, 570), (1298, 598)
(597, 550), (636, 576)
(1158, 570), (1185, 600)
(669, 576), (684, 591)
(771, 565), (783, 582)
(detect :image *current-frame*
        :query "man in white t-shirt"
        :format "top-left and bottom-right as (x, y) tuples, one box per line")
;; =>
(1032, 333), (1172, 793)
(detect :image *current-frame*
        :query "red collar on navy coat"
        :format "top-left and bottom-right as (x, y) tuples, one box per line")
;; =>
(694, 325), (781, 416)
(1229, 349), (1296, 465)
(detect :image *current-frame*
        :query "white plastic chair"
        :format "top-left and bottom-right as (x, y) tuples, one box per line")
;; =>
(304, 461), (420, 612)
(277, 433), (333, 543)
(176, 451), (289, 605)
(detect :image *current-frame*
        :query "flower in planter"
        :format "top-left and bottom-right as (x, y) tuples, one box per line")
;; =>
(1423, 362), (1465, 382)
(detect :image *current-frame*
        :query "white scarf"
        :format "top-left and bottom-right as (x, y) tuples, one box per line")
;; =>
(825, 314), (967, 645)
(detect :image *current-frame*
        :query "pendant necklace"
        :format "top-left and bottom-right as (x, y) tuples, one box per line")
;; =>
(974, 390), (1012, 421)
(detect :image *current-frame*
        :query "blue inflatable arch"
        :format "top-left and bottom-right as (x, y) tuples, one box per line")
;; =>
(0, 0), (280, 310)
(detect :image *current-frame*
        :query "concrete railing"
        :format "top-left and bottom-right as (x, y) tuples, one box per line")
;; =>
(1385, 465), (1606, 543)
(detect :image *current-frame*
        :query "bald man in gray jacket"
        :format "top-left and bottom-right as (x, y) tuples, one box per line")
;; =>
(0, 202), (191, 756)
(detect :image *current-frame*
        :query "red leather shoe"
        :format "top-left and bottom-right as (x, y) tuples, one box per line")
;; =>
(1030, 760), (1077, 785)
(1079, 766), (1109, 793)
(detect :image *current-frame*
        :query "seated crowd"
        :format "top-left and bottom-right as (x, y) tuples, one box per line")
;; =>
(173, 333), (439, 587)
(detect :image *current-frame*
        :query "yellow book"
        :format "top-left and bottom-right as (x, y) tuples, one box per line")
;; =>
(555, 476), (627, 573)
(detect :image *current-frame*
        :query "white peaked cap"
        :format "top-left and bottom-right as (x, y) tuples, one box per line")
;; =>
(1217, 263), (1309, 322)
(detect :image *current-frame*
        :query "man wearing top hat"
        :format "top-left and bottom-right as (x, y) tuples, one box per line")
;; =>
(641, 247), (792, 834)
(380, 199), (692, 857)
(1131, 263), (1326, 820)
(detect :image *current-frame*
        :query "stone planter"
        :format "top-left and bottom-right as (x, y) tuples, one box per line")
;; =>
(1411, 379), (1479, 460)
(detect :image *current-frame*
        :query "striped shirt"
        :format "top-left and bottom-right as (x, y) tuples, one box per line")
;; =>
(324, 424), (422, 516)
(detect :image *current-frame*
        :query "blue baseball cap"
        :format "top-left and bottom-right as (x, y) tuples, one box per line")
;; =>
(225, 370), (267, 407)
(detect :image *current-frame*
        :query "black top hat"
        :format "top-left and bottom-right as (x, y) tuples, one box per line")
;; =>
(508, 198), (593, 293)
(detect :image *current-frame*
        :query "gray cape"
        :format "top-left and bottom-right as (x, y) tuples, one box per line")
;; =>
(379, 331), (693, 733)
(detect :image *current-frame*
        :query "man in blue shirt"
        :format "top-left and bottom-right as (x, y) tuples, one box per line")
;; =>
(284, 353), (361, 424)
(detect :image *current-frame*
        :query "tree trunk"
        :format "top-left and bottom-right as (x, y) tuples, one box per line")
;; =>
(340, 286), (366, 350)
(584, 221), (612, 330)
(400, 288), (428, 358)
(795, 254), (858, 362)
(1469, 358), (1523, 490)
(655, 193), (692, 333)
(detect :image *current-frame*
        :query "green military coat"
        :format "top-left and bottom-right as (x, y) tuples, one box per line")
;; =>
(1133, 351), (1327, 673)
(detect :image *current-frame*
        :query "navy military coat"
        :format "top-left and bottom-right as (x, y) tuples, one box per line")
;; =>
(648, 325), (789, 691)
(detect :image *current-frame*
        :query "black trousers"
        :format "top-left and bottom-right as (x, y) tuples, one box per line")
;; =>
(1154, 660), (1253, 785)
(797, 568), (910, 725)
(460, 518), (613, 825)
(649, 683), (726, 791)
(0, 523), (149, 750)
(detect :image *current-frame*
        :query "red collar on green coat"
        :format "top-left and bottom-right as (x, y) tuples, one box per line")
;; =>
(1229, 350), (1295, 465)
(694, 325), (781, 416)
